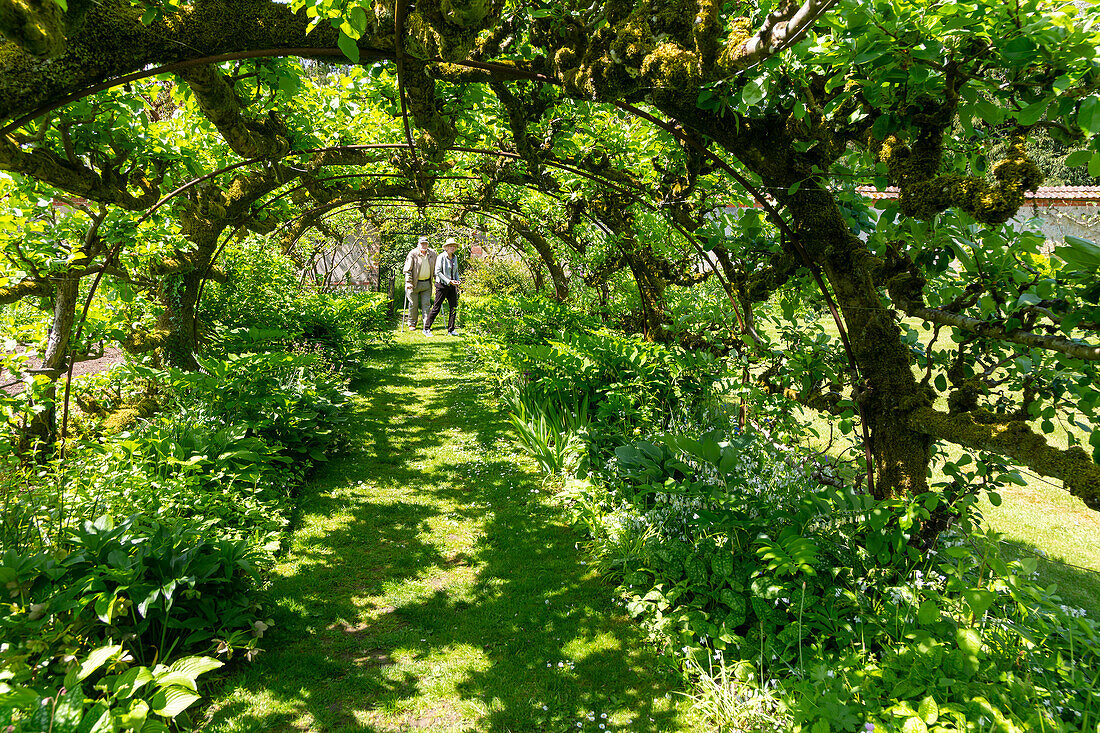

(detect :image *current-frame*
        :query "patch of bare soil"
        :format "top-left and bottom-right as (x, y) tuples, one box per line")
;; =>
(2, 346), (126, 395)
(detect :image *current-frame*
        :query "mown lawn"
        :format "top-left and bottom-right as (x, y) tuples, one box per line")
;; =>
(200, 333), (695, 733)
(778, 313), (1100, 619)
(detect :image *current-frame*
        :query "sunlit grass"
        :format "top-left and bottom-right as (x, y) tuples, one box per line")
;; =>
(200, 332), (696, 732)
(767, 311), (1100, 619)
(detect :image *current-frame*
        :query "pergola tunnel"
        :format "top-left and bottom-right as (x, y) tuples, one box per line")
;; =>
(3, 1), (1100, 731)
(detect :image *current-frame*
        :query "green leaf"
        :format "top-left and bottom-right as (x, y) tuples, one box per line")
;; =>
(150, 687), (201, 718)
(1079, 96), (1100, 135)
(901, 717), (928, 733)
(871, 115), (892, 141)
(1015, 292), (1040, 308)
(0, 686), (41, 709)
(111, 666), (155, 700)
(1057, 234), (1100, 270)
(116, 699), (149, 729)
(78, 644), (123, 682)
(1089, 152), (1100, 179)
(1066, 149), (1093, 168)
(741, 77), (766, 106)
(337, 31), (360, 62)
(154, 657), (222, 692)
(348, 6), (367, 32)
(962, 589), (996, 618)
(1016, 99), (1049, 126)
(77, 704), (111, 733)
(956, 627), (983, 656)
(946, 241), (976, 272)
(974, 99), (1004, 125)
(917, 599), (941, 625)
(1002, 36), (1037, 62)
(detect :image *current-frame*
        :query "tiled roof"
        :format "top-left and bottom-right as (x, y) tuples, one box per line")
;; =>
(856, 185), (1100, 202)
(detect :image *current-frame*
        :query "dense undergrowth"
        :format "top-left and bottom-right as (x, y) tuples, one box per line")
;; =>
(3, 252), (1098, 731)
(0, 258), (391, 730)
(465, 293), (1100, 733)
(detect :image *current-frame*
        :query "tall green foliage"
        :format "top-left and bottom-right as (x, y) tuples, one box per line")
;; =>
(0, 347), (351, 729)
(472, 311), (1100, 731)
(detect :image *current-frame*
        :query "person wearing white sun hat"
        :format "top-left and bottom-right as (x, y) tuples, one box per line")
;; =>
(424, 236), (461, 337)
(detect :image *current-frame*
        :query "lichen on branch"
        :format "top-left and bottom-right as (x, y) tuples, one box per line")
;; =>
(910, 406), (1100, 511)
(881, 131), (1043, 225)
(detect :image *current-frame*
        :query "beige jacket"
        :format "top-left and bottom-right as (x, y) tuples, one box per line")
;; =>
(403, 246), (438, 290)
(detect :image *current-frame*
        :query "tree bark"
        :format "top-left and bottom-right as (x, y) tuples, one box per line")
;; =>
(24, 273), (79, 453)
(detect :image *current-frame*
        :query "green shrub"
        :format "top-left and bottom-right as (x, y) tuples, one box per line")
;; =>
(0, 516), (263, 695)
(462, 294), (597, 346)
(154, 351), (350, 463)
(199, 237), (392, 359)
(461, 257), (533, 299)
(197, 238), (300, 339)
(478, 328), (722, 461)
(0, 644), (222, 732)
(564, 429), (1100, 732)
(0, 348), (352, 728)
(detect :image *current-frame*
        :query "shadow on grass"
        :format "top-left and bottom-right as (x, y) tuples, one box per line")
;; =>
(995, 536), (1100, 618)
(397, 340), (686, 731)
(202, 337), (686, 733)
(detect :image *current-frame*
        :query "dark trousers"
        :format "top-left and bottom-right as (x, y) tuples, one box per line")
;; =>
(425, 283), (458, 332)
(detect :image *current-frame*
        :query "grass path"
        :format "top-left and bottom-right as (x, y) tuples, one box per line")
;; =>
(201, 333), (695, 733)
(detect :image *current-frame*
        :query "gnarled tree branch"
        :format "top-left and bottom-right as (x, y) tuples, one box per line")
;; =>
(909, 406), (1100, 511)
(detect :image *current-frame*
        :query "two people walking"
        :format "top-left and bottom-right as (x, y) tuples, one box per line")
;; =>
(402, 235), (461, 337)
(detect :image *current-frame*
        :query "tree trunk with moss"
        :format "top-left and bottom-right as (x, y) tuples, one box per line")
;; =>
(24, 273), (79, 453)
(155, 269), (203, 370)
(621, 240), (669, 341)
(651, 101), (935, 497)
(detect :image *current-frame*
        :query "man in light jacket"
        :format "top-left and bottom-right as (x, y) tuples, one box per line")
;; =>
(402, 236), (437, 331)
(424, 237), (461, 337)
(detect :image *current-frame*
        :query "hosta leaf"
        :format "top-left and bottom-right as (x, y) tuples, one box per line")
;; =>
(116, 699), (150, 729)
(150, 686), (201, 718)
(0, 686), (41, 708)
(111, 666), (155, 699)
(154, 656), (223, 692)
(78, 644), (123, 682)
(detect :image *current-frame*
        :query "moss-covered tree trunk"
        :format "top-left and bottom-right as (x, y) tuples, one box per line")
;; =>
(654, 100), (934, 498)
(25, 273), (79, 453)
(783, 184), (934, 498)
(155, 268), (203, 370)
(621, 241), (668, 341)
(511, 221), (569, 300)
